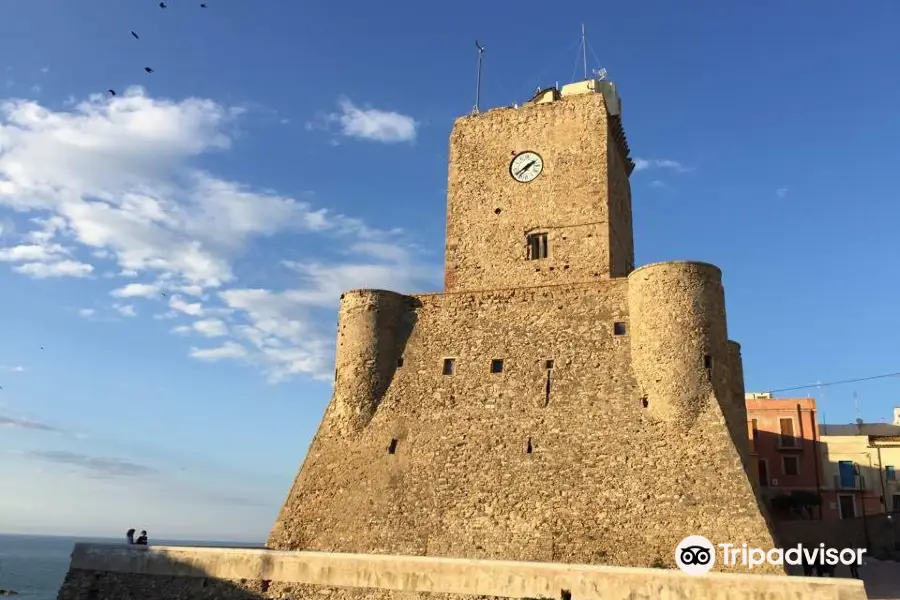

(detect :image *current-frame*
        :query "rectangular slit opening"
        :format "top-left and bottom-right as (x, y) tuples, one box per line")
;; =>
(526, 232), (549, 260)
(388, 439), (398, 454)
(703, 355), (712, 369)
(545, 359), (554, 370)
(614, 322), (627, 336)
(397, 357), (404, 368)
(490, 359), (504, 374)
(442, 358), (455, 376)
(526, 438), (533, 454)
(544, 371), (552, 407)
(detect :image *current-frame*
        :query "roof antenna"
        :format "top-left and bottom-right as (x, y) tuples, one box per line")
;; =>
(581, 24), (588, 80)
(473, 40), (485, 115)
(854, 391), (862, 425)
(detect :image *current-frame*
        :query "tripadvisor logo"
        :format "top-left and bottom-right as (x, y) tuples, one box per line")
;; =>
(675, 536), (866, 575)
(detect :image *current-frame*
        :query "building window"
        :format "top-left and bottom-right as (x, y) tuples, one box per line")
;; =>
(544, 359), (554, 370)
(397, 357), (404, 368)
(527, 232), (548, 260)
(838, 494), (856, 519)
(887, 465), (896, 482)
(758, 459), (769, 487)
(490, 359), (504, 374)
(778, 418), (798, 448)
(783, 456), (800, 476)
(838, 461), (857, 489)
(388, 439), (398, 454)
(892, 494), (900, 512)
(442, 358), (456, 376)
(613, 322), (627, 336)
(750, 419), (759, 453)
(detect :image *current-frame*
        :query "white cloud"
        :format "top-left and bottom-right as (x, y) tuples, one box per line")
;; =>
(776, 187), (788, 198)
(78, 308), (96, 318)
(189, 341), (247, 361)
(14, 260), (93, 278)
(0, 365), (24, 373)
(113, 303), (137, 317)
(111, 282), (159, 298)
(0, 88), (437, 382)
(192, 318), (227, 337)
(0, 243), (67, 262)
(310, 97), (418, 143)
(168, 295), (204, 316)
(632, 158), (691, 173)
(648, 180), (666, 189)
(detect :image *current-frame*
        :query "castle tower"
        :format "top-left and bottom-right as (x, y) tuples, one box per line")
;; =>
(445, 81), (635, 292)
(268, 76), (782, 574)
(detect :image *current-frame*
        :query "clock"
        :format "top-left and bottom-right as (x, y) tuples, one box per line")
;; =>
(509, 151), (543, 183)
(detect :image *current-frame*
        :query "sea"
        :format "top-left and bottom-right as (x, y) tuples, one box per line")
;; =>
(0, 534), (264, 600)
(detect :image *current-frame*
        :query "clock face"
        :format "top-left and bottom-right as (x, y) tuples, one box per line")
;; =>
(510, 151), (543, 183)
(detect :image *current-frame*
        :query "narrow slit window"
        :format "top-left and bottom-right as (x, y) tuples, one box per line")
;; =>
(388, 438), (398, 454)
(397, 357), (404, 368)
(442, 358), (456, 376)
(526, 438), (533, 454)
(640, 397), (649, 408)
(527, 232), (549, 260)
(614, 322), (627, 336)
(545, 359), (554, 370)
(703, 355), (713, 369)
(490, 359), (504, 374)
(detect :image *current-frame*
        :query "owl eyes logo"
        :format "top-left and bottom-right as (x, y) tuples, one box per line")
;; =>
(675, 536), (716, 575)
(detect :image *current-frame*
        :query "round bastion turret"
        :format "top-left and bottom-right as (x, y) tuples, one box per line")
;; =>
(331, 289), (414, 435)
(627, 261), (730, 429)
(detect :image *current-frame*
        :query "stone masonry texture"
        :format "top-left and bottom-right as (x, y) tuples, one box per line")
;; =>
(267, 86), (783, 574)
(57, 570), (506, 600)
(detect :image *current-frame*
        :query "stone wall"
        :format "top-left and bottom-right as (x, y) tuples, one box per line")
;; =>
(443, 92), (632, 293)
(269, 265), (780, 574)
(56, 544), (868, 600)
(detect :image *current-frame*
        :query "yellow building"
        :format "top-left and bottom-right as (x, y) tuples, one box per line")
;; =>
(819, 410), (900, 520)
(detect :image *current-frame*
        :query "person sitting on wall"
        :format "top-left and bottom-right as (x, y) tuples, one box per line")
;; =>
(800, 554), (813, 577)
(849, 556), (862, 579)
(135, 530), (148, 545)
(126, 528), (135, 544)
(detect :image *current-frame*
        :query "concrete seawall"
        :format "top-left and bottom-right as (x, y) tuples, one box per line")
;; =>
(58, 543), (868, 600)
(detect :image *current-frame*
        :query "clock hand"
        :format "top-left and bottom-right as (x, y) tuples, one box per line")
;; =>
(516, 160), (536, 176)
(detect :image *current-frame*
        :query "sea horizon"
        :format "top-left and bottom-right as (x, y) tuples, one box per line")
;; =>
(0, 533), (266, 600)
(0, 532), (266, 545)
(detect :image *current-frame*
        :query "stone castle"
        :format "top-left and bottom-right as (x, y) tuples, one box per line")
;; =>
(57, 76), (874, 600)
(267, 78), (782, 572)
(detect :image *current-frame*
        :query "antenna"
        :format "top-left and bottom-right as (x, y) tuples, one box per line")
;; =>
(473, 40), (485, 115)
(581, 24), (588, 80)
(593, 68), (608, 81)
(854, 391), (862, 424)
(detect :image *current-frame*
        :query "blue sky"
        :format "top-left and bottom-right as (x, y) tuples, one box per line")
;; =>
(2, 0), (899, 541)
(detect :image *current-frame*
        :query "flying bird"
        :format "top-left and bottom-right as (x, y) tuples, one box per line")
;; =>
(144, 67), (154, 73)
(40, 346), (44, 350)
(130, 31), (139, 39)
(200, 3), (207, 6)
(108, 89), (117, 96)
(159, 1), (167, 7)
